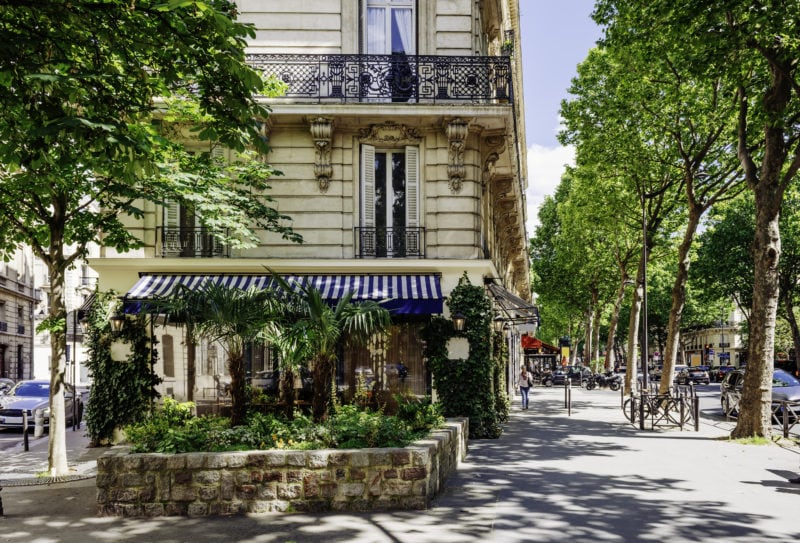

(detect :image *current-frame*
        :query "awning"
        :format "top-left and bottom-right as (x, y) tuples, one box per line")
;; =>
(124, 274), (443, 315)
(486, 282), (540, 326)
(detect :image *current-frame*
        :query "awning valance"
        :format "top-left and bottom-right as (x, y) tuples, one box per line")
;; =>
(487, 282), (539, 326)
(124, 274), (443, 315)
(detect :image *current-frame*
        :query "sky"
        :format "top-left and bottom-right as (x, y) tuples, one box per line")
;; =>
(518, 2), (604, 235)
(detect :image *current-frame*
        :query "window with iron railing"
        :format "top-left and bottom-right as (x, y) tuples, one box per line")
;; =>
(355, 227), (425, 258)
(158, 227), (229, 258)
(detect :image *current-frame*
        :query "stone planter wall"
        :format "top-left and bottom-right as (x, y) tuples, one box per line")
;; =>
(96, 418), (467, 517)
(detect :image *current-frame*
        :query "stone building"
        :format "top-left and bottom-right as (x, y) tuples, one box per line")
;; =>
(0, 245), (36, 381)
(89, 0), (535, 403)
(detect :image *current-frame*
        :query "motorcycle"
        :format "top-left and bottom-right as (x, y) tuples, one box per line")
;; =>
(587, 371), (622, 391)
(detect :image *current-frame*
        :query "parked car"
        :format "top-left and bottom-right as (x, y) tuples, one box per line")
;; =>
(0, 379), (82, 430)
(709, 365), (735, 382)
(542, 366), (591, 387)
(720, 368), (800, 417)
(251, 368), (313, 401)
(676, 365), (710, 385)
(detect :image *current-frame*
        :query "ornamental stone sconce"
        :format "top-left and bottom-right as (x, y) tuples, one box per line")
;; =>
(310, 117), (333, 193)
(446, 118), (469, 193)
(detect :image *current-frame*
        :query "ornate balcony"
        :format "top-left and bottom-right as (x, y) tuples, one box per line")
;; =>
(158, 227), (230, 258)
(247, 54), (511, 104)
(355, 227), (426, 258)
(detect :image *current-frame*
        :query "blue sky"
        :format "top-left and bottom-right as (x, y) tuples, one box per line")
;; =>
(519, 2), (603, 233)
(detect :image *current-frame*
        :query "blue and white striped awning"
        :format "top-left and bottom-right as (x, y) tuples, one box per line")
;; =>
(124, 274), (443, 315)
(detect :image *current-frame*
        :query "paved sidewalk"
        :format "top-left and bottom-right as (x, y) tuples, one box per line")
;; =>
(1, 386), (799, 542)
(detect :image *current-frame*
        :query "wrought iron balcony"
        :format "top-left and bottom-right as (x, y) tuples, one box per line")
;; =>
(247, 54), (511, 104)
(355, 227), (426, 258)
(158, 227), (230, 258)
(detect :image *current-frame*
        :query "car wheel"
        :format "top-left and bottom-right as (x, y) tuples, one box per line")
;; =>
(543, 378), (553, 388)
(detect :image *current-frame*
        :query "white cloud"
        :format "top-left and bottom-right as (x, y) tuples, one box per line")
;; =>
(525, 144), (575, 235)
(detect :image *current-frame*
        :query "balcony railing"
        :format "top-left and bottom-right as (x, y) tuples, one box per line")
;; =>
(247, 54), (511, 104)
(355, 227), (425, 258)
(158, 227), (230, 258)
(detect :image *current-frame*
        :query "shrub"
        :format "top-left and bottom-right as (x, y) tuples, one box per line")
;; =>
(124, 397), (444, 453)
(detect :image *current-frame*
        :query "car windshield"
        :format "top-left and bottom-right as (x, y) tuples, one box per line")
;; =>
(773, 370), (800, 388)
(12, 382), (50, 397)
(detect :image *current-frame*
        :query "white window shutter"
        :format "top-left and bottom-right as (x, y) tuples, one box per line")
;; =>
(361, 144), (376, 228)
(165, 201), (179, 227)
(405, 145), (419, 228)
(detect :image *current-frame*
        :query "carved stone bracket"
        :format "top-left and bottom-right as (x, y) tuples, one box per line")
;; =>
(446, 119), (469, 193)
(310, 117), (333, 192)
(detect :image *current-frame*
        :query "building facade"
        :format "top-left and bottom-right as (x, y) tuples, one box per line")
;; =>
(89, 0), (533, 403)
(0, 245), (36, 381)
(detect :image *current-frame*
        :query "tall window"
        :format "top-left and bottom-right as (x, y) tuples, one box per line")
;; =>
(365, 0), (415, 55)
(361, 145), (419, 257)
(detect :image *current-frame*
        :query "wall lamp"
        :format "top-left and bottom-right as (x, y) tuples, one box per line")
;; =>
(452, 311), (466, 332)
(493, 315), (506, 333)
(109, 313), (126, 333)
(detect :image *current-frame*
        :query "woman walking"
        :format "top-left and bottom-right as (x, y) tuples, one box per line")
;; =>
(518, 367), (532, 410)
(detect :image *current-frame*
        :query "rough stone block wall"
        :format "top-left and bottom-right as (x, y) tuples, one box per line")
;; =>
(96, 418), (467, 517)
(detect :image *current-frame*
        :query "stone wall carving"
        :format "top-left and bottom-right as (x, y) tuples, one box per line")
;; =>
(310, 117), (333, 192)
(446, 119), (469, 193)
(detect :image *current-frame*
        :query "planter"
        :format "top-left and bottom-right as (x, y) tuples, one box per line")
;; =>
(96, 418), (468, 517)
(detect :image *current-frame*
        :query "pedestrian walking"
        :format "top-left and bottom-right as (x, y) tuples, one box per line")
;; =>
(517, 367), (532, 410)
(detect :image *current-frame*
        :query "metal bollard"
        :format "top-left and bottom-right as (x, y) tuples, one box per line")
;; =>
(0, 483), (4, 516)
(22, 411), (29, 451)
(34, 408), (45, 438)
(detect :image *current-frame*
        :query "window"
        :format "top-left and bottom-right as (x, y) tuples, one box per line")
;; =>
(361, 145), (419, 257)
(365, 0), (415, 55)
(162, 335), (175, 378)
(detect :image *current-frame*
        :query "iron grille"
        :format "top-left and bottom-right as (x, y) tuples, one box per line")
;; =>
(158, 227), (230, 258)
(247, 54), (511, 104)
(355, 227), (425, 258)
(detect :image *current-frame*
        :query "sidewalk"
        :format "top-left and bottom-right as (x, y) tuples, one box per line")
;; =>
(0, 423), (104, 483)
(1, 386), (799, 542)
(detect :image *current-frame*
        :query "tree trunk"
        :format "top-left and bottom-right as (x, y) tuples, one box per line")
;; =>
(660, 209), (701, 394)
(228, 352), (247, 426)
(281, 368), (296, 420)
(47, 263), (69, 476)
(186, 323), (196, 402)
(624, 256), (645, 395)
(732, 191), (781, 438)
(780, 281), (800, 377)
(312, 355), (334, 422)
(604, 279), (628, 371)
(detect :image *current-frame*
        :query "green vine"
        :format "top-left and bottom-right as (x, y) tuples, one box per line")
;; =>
(83, 291), (162, 445)
(423, 273), (502, 439)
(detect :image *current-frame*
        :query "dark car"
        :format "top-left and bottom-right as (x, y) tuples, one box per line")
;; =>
(543, 366), (591, 387)
(0, 379), (82, 430)
(676, 366), (710, 385)
(710, 365), (735, 382)
(251, 367), (313, 401)
(720, 368), (800, 417)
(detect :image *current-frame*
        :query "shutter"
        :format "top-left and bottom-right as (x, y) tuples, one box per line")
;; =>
(405, 145), (419, 228)
(165, 201), (179, 227)
(361, 144), (376, 228)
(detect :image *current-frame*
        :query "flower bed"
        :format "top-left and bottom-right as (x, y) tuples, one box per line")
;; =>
(96, 418), (467, 517)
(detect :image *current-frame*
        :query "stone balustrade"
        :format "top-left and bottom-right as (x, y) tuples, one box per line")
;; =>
(96, 418), (467, 517)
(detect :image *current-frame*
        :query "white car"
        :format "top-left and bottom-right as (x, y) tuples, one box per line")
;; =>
(0, 380), (82, 430)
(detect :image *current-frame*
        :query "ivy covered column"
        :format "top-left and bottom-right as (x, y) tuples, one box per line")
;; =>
(423, 274), (504, 439)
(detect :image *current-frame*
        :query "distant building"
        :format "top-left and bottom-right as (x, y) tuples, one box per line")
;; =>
(0, 245), (36, 381)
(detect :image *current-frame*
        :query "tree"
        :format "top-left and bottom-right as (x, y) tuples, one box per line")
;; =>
(162, 283), (284, 426)
(595, 0), (800, 437)
(272, 276), (391, 422)
(0, 1), (300, 474)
